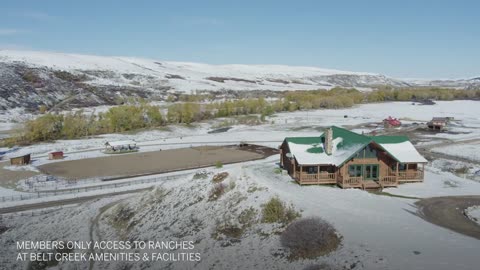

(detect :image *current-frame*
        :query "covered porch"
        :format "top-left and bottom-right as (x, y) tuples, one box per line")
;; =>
(292, 162), (425, 189)
(293, 164), (338, 185)
(338, 162), (425, 189)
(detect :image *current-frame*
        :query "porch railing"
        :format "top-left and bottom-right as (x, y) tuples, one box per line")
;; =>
(398, 170), (424, 180)
(380, 176), (398, 186)
(298, 172), (337, 184)
(343, 176), (363, 186)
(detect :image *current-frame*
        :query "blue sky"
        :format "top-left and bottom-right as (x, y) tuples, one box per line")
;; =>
(0, 0), (478, 78)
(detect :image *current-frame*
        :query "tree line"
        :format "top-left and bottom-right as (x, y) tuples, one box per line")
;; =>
(2, 87), (479, 146)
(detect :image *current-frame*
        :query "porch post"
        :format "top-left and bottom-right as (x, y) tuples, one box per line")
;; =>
(280, 149), (283, 167)
(299, 166), (303, 182)
(422, 163), (425, 180)
(317, 165), (320, 181)
(292, 160), (296, 178)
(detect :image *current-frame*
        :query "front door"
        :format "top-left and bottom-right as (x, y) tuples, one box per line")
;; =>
(364, 164), (379, 180)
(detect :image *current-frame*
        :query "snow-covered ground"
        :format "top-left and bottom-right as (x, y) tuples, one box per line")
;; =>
(432, 141), (480, 162)
(386, 167), (480, 198)
(2, 157), (480, 270)
(1, 100), (480, 270)
(465, 206), (480, 225)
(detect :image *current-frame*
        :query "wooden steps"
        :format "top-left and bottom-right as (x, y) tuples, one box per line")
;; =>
(362, 181), (382, 190)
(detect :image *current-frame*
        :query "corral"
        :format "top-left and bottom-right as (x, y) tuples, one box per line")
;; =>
(38, 145), (276, 179)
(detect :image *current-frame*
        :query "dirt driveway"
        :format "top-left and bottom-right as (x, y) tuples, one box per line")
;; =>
(38, 145), (274, 180)
(416, 196), (480, 240)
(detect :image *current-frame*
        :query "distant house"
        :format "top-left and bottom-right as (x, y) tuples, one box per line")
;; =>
(427, 117), (452, 131)
(104, 140), (138, 153)
(383, 116), (401, 128)
(48, 151), (64, 160)
(10, 154), (31, 165)
(279, 126), (427, 189)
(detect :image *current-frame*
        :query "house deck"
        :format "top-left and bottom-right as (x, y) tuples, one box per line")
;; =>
(294, 169), (424, 189)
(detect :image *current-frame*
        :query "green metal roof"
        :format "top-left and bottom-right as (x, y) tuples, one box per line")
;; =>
(370, 135), (410, 144)
(284, 126), (425, 165)
(326, 126), (371, 147)
(286, 126), (371, 150)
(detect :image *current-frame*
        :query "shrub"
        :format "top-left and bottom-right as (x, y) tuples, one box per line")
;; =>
(22, 70), (41, 83)
(261, 197), (300, 224)
(454, 166), (469, 174)
(280, 217), (341, 260)
(53, 70), (87, 82)
(212, 172), (229, 183)
(208, 183), (226, 201)
(212, 219), (244, 240)
(228, 180), (236, 190)
(146, 187), (168, 204)
(215, 161), (223, 168)
(193, 170), (210, 180)
(38, 105), (48, 114)
(238, 207), (258, 226)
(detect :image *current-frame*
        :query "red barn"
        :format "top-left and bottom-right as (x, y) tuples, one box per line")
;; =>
(48, 151), (64, 160)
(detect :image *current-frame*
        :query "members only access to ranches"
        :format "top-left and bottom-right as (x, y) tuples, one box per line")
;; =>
(16, 240), (202, 262)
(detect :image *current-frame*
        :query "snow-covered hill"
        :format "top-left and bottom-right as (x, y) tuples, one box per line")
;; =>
(0, 50), (410, 93)
(0, 50), (477, 112)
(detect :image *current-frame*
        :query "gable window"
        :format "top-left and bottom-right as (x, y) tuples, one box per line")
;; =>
(365, 145), (377, 158)
(348, 165), (362, 177)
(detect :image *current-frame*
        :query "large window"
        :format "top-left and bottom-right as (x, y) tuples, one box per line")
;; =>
(353, 145), (378, 159)
(391, 163), (407, 171)
(307, 166), (318, 174)
(348, 165), (363, 177)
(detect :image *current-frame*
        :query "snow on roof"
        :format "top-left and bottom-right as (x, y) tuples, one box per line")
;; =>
(288, 140), (364, 166)
(377, 141), (428, 163)
(105, 140), (136, 147)
(285, 126), (427, 165)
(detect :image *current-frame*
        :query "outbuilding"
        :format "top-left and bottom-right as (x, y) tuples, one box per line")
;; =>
(48, 151), (64, 160)
(427, 117), (452, 131)
(10, 154), (31, 165)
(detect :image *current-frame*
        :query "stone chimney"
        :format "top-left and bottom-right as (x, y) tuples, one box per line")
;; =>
(325, 127), (333, 155)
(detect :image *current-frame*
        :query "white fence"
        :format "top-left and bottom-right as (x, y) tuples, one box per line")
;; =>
(0, 172), (191, 203)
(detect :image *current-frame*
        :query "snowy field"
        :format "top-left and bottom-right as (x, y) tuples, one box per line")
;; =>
(1, 100), (480, 270)
(432, 141), (480, 162)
